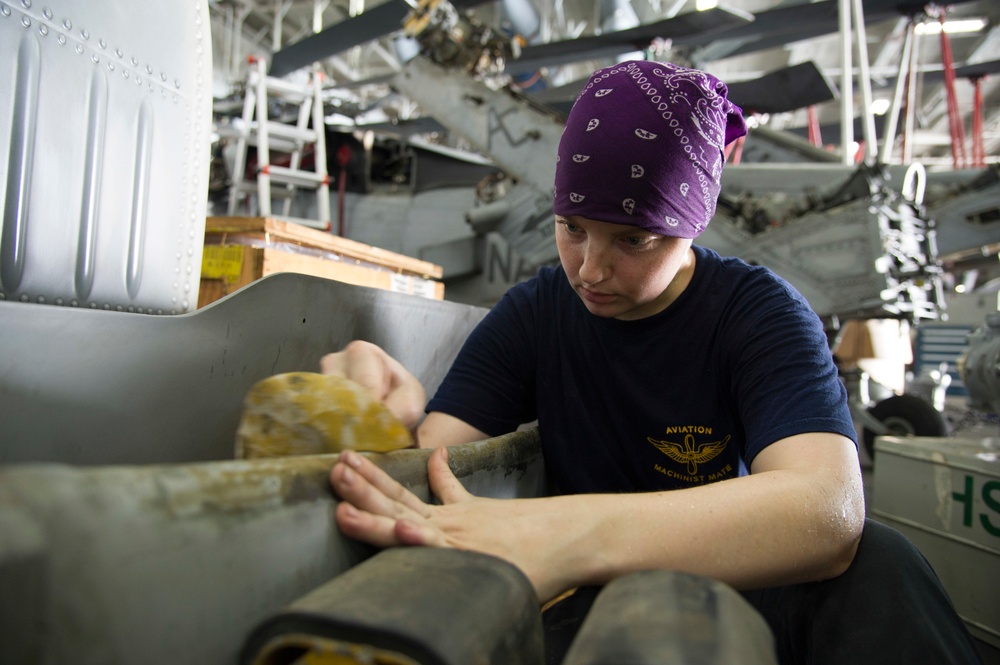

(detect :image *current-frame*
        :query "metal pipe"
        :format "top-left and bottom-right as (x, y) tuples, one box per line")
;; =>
(880, 21), (914, 165)
(851, 0), (878, 164)
(839, 0), (854, 165)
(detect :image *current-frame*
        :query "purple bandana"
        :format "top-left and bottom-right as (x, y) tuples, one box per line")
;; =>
(553, 60), (747, 238)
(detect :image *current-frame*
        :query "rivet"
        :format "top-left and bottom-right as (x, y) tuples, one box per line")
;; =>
(98, 37), (106, 48)
(42, 6), (51, 19)
(107, 61), (114, 71)
(182, 300), (189, 310)
(61, 17), (70, 29)
(55, 297), (64, 306)
(127, 306), (134, 313)
(145, 64), (152, 74)
(75, 43), (83, 55)
(80, 28), (88, 39)
(56, 33), (65, 44)
(115, 47), (123, 58)
(116, 305), (123, 312)
(130, 55), (138, 66)
(174, 79), (180, 89)
(0, 5), (11, 18)
(70, 299), (79, 307)
(21, 0), (30, 7)
(136, 76), (142, 85)
(122, 68), (129, 78)
(38, 23), (46, 35)
(160, 72), (167, 81)
(91, 53), (99, 63)
(20, 16), (29, 27)
(184, 283), (191, 292)
(20, 294), (29, 302)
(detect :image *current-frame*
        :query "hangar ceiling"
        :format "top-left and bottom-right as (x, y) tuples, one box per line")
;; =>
(207, 0), (999, 168)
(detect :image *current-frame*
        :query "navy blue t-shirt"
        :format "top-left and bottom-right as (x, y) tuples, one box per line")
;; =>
(427, 245), (857, 494)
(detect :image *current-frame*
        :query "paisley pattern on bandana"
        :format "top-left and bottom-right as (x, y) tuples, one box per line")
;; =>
(553, 60), (747, 238)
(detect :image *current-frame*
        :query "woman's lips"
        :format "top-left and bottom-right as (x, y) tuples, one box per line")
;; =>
(580, 287), (616, 304)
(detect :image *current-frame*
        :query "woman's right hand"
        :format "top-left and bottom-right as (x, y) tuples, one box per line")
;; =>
(320, 341), (427, 431)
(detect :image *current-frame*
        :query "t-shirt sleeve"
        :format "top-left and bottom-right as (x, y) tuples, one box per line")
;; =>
(725, 272), (858, 465)
(425, 287), (539, 437)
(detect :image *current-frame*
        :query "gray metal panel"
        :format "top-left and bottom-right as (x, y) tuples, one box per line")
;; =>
(0, 431), (547, 664)
(0, 273), (489, 465)
(871, 435), (1000, 647)
(0, 1), (212, 313)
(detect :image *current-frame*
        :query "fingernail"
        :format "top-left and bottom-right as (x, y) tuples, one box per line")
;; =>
(343, 450), (362, 469)
(341, 466), (354, 485)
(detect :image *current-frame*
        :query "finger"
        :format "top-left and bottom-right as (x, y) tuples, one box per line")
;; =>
(394, 518), (450, 548)
(342, 341), (392, 401)
(319, 351), (348, 376)
(333, 451), (432, 518)
(427, 447), (473, 505)
(335, 501), (407, 548)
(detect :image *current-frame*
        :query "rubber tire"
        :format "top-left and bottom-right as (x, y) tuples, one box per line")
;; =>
(862, 394), (948, 461)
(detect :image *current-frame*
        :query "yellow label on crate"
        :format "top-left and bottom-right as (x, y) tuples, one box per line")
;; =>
(201, 246), (245, 284)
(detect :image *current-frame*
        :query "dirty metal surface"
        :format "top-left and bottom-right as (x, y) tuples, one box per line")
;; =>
(0, 430), (546, 665)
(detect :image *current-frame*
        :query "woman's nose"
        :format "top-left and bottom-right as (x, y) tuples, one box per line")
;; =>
(579, 242), (610, 284)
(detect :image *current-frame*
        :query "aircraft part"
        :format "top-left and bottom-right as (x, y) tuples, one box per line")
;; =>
(0, 432), (546, 663)
(710, 165), (943, 323)
(241, 547), (543, 665)
(392, 56), (564, 201)
(0, 274), (489, 466)
(561, 572), (778, 665)
(959, 313), (1000, 415)
(0, 0), (212, 313)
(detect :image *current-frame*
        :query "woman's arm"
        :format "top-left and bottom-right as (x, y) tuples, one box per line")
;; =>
(330, 430), (866, 603)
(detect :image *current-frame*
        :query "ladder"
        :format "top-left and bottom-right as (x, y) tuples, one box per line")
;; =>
(227, 57), (331, 230)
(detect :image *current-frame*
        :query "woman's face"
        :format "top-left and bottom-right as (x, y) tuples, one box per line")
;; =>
(555, 215), (696, 321)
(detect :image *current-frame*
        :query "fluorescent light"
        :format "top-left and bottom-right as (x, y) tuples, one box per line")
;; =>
(696, 0), (718, 10)
(870, 99), (891, 115)
(914, 18), (987, 35)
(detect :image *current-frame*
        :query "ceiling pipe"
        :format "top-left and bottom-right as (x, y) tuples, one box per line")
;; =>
(838, 0), (854, 165)
(880, 19), (914, 165)
(851, 0), (878, 164)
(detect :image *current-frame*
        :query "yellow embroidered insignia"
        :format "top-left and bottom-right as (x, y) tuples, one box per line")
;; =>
(647, 433), (730, 475)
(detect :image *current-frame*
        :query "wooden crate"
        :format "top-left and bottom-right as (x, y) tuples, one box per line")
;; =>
(198, 216), (444, 308)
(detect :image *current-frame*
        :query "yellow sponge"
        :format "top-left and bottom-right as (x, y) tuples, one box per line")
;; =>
(235, 372), (413, 459)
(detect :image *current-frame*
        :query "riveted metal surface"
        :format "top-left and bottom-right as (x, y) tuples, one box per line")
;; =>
(0, 0), (212, 313)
